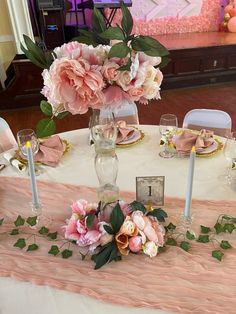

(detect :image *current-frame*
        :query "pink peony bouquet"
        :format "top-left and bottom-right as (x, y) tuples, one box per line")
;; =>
(42, 42), (164, 116)
(21, 2), (169, 138)
(64, 199), (167, 269)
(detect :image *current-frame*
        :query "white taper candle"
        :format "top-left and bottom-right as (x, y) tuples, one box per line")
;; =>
(184, 146), (196, 218)
(26, 141), (40, 207)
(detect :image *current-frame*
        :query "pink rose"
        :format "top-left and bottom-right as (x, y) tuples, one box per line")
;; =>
(54, 41), (83, 59)
(129, 236), (142, 253)
(101, 60), (120, 82)
(127, 86), (144, 101)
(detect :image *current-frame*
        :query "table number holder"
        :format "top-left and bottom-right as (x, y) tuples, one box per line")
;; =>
(136, 176), (165, 206)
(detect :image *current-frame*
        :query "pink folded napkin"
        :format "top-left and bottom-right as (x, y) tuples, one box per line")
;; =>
(116, 121), (135, 144)
(34, 135), (64, 167)
(174, 129), (215, 155)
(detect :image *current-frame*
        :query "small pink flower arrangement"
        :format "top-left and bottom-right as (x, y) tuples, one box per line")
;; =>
(64, 199), (167, 269)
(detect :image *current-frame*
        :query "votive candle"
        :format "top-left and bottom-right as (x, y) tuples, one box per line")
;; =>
(184, 146), (196, 218)
(26, 141), (40, 207)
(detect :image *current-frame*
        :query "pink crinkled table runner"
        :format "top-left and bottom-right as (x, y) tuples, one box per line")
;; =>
(0, 177), (236, 314)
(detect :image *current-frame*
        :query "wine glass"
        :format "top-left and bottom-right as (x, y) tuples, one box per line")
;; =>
(17, 129), (39, 157)
(159, 114), (178, 158)
(223, 132), (236, 184)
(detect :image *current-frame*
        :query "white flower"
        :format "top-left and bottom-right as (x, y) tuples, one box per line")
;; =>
(98, 222), (114, 246)
(143, 241), (158, 257)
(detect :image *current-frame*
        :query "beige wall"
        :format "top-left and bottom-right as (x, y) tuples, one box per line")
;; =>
(0, 0), (16, 70)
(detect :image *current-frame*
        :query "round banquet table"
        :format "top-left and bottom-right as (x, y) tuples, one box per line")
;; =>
(0, 125), (235, 314)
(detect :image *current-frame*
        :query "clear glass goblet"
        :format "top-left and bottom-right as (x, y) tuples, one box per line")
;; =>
(222, 132), (236, 184)
(159, 114), (178, 158)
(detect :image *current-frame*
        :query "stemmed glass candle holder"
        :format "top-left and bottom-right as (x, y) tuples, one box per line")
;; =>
(222, 132), (236, 184)
(90, 109), (119, 203)
(159, 114), (178, 158)
(17, 129), (39, 157)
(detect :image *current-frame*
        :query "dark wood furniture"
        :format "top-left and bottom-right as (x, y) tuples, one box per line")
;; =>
(158, 32), (236, 89)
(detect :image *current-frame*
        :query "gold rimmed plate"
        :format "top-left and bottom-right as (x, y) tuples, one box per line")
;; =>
(14, 139), (70, 165)
(172, 130), (224, 158)
(116, 127), (145, 148)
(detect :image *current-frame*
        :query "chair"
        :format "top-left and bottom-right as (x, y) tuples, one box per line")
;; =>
(182, 109), (232, 137)
(0, 118), (17, 153)
(101, 100), (139, 125)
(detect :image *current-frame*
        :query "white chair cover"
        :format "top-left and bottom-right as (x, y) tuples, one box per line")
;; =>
(182, 109), (232, 137)
(0, 118), (17, 153)
(101, 100), (139, 125)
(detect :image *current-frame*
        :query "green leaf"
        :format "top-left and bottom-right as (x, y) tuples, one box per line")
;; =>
(61, 249), (73, 259)
(223, 223), (235, 234)
(0, 218), (4, 225)
(158, 56), (171, 69)
(100, 27), (125, 40)
(48, 245), (60, 256)
(166, 222), (176, 231)
(103, 224), (114, 235)
(214, 222), (223, 234)
(200, 225), (211, 234)
(222, 215), (231, 221)
(73, 35), (98, 47)
(26, 216), (38, 227)
(197, 235), (210, 243)
(108, 42), (130, 58)
(23, 35), (46, 64)
(108, 243), (119, 263)
(110, 203), (125, 234)
(147, 208), (168, 222)
(137, 36), (169, 57)
(36, 118), (56, 138)
(14, 238), (26, 249)
(56, 111), (69, 120)
(86, 213), (95, 229)
(180, 241), (190, 252)
(40, 100), (53, 116)
(38, 226), (49, 235)
(166, 238), (177, 246)
(10, 229), (19, 235)
(92, 7), (106, 33)
(93, 243), (114, 269)
(121, 2), (133, 36)
(220, 240), (232, 250)
(212, 250), (224, 261)
(119, 58), (132, 71)
(14, 215), (25, 227)
(186, 230), (196, 240)
(130, 201), (146, 214)
(47, 232), (58, 240)
(27, 243), (39, 252)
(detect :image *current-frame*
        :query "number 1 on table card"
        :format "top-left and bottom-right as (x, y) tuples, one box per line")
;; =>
(136, 176), (165, 207)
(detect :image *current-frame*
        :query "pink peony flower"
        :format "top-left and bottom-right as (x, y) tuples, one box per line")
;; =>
(131, 211), (165, 247)
(104, 85), (131, 108)
(42, 58), (105, 115)
(129, 236), (142, 253)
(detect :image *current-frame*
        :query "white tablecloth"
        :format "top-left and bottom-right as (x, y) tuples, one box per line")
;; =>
(0, 125), (235, 314)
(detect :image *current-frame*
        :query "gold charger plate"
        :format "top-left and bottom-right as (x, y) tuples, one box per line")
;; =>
(14, 139), (70, 165)
(116, 127), (145, 148)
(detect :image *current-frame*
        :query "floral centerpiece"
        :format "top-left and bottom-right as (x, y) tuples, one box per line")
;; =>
(64, 199), (167, 269)
(21, 2), (169, 138)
